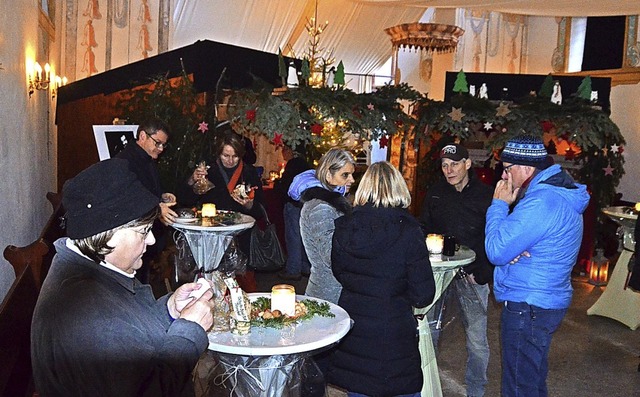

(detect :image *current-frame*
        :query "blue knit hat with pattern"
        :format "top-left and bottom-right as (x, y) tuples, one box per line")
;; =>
(500, 136), (548, 169)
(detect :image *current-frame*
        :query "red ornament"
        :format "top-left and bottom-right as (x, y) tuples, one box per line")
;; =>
(311, 123), (323, 136)
(541, 121), (554, 133)
(379, 135), (389, 149)
(246, 109), (256, 122)
(272, 133), (283, 146)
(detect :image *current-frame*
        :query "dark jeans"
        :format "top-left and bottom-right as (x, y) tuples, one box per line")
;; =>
(501, 301), (567, 397)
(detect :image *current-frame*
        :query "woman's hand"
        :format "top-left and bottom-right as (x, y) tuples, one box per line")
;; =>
(167, 280), (214, 317)
(188, 166), (208, 186)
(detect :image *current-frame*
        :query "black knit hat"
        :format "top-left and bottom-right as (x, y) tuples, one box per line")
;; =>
(62, 158), (160, 239)
(500, 136), (548, 169)
(440, 144), (469, 161)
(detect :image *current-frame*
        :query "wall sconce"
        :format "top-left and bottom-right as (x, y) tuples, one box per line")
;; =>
(589, 248), (609, 286)
(51, 75), (68, 100)
(28, 61), (50, 98)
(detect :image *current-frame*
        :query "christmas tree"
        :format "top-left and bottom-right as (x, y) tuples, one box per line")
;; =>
(452, 70), (469, 93)
(301, 59), (311, 85)
(538, 74), (554, 98)
(335, 61), (345, 86)
(576, 76), (593, 100)
(278, 48), (287, 86)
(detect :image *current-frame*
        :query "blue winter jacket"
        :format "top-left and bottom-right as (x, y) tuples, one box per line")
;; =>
(287, 169), (346, 200)
(485, 164), (590, 309)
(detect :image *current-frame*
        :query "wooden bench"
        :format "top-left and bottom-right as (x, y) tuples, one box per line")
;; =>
(0, 240), (48, 397)
(38, 192), (65, 284)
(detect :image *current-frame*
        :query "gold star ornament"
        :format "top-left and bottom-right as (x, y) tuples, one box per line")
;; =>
(448, 107), (465, 122)
(496, 103), (511, 117)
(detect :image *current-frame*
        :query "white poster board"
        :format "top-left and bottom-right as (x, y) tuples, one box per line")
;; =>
(93, 125), (139, 160)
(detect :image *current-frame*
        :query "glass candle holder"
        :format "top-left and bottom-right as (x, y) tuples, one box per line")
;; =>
(271, 284), (296, 316)
(426, 234), (444, 258)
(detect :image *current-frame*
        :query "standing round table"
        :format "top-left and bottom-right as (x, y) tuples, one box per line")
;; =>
(587, 206), (640, 330)
(415, 246), (475, 397)
(198, 293), (351, 397)
(171, 213), (255, 274)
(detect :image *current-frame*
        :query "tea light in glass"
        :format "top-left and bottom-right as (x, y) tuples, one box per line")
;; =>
(271, 284), (296, 316)
(426, 234), (444, 259)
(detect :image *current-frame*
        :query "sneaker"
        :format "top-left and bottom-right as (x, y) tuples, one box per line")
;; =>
(278, 271), (302, 281)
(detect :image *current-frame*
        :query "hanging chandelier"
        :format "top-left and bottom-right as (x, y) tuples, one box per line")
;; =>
(385, 22), (465, 53)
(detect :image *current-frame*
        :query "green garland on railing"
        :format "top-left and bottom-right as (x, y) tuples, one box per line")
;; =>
(228, 83), (423, 149)
(414, 94), (626, 212)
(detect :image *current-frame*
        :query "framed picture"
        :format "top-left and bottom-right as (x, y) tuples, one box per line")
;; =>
(93, 125), (139, 160)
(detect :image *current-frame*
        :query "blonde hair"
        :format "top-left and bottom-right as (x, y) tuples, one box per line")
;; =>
(316, 148), (356, 190)
(354, 161), (411, 208)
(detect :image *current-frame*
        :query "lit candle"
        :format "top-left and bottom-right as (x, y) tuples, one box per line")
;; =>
(426, 234), (444, 257)
(271, 284), (296, 316)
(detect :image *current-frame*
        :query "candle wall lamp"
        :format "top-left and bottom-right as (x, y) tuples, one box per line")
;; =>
(27, 60), (68, 99)
(28, 61), (50, 97)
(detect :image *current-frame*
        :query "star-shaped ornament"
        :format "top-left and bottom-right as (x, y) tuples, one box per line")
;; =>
(448, 107), (465, 122)
(367, 103), (375, 110)
(483, 122), (493, 131)
(272, 133), (283, 146)
(610, 143), (620, 153)
(198, 121), (209, 133)
(603, 164), (614, 176)
(496, 103), (511, 117)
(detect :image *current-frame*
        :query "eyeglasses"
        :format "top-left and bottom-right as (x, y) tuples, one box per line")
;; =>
(131, 224), (153, 239)
(146, 133), (167, 149)
(503, 164), (517, 174)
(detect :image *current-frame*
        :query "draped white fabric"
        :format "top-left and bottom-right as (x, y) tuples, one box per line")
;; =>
(348, 0), (640, 18)
(171, 0), (638, 76)
(171, 0), (424, 75)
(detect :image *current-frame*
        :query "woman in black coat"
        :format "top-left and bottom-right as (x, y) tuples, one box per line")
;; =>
(329, 161), (436, 397)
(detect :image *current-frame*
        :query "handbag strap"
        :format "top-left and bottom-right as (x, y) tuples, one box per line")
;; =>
(256, 203), (271, 226)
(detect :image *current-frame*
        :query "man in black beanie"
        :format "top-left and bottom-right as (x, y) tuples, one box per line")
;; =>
(31, 158), (215, 397)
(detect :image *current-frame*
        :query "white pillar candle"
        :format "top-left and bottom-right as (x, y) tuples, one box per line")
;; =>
(426, 234), (444, 255)
(271, 284), (296, 316)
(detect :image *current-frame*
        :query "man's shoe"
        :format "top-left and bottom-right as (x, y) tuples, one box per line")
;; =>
(278, 271), (302, 281)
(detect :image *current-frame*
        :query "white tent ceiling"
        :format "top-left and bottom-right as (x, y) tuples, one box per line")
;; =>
(171, 0), (640, 75)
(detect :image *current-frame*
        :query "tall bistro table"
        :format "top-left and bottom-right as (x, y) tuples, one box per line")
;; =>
(415, 246), (475, 397)
(587, 206), (640, 330)
(200, 293), (351, 397)
(171, 213), (255, 274)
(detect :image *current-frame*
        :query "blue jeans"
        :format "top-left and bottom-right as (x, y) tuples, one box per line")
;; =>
(454, 278), (490, 397)
(501, 301), (567, 397)
(282, 202), (309, 275)
(347, 393), (420, 397)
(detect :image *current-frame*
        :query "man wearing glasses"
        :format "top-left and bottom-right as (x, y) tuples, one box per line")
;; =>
(419, 143), (494, 397)
(117, 118), (177, 282)
(32, 158), (215, 396)
(485, 135), (589, 397)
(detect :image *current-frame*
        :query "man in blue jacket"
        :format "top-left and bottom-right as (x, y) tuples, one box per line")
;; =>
(485, 136), (589, 397)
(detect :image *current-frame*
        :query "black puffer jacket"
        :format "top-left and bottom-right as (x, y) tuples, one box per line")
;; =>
(328, 204), (435, 397)
(419, 172), (494, 284)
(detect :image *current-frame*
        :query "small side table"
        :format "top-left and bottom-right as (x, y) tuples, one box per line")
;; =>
(415, 246), (476, 397)
(201, 293), (351, 396)
(587, 206), (640, 330)
(171, 214), (255, 273)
